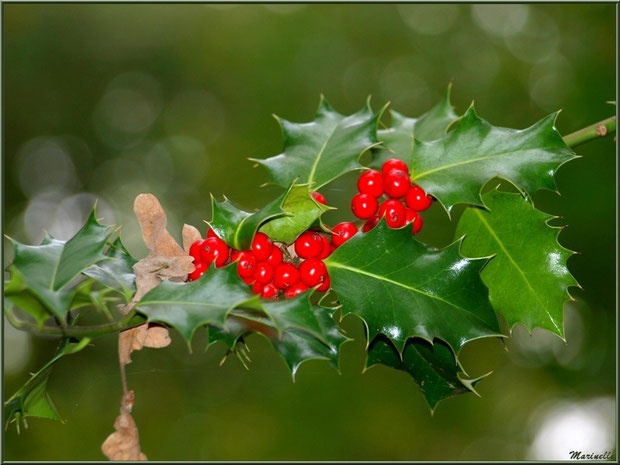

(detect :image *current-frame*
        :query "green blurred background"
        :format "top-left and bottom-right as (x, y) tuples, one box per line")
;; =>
(3, 3), (616, 461)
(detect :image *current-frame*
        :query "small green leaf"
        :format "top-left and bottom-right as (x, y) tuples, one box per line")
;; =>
(259, 184), (332, 244)
(324, 220), (501, 355)
(411, 107), (577, 213)
(83, 237), (137, 301)
(366, 336), (488, 412)
(136, 265), (261, 346)
(208, 184), (293, 250)
(5, 337), (91, 431)
(6, 209), (113, 321)
(4, 267), (52, 328)
(373, 85), (459, 168)
(251, 97), (383, 190)
(456, 189), (578, 338)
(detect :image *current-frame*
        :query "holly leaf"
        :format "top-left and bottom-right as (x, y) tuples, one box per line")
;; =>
(250, 97), (384, 190)
(208, 304), (349, 378)
(4, 267), (52, 328)
(83, 237), (137, 302)
(324, 220), (502, 355)
(208, 183), (293, 250)
(410, 107), (578, 213)
(373, 85), (459, 168)
(6, 209), (113, 321)
(259, 184), (332, 244)
(456, 189), (578, 338)
(135, 265), (261, 346)
(5, 337), (91, 432)
(366, 336), (488, 412)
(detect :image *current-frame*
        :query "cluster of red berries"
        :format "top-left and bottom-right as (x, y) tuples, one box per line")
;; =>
(186, 162), (432, 299)
(187, 191), (352, 299)
(351, 158), (433, 235)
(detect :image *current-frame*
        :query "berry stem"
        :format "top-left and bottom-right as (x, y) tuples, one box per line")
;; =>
(563, 115), (616, 148)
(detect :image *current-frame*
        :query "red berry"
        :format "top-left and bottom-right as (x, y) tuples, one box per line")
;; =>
(351, 193), (379, 219)
(294, 231), (324, 258)
(252, 281), (263, 294)
(362, 215), (380, 232)
(189, 239), (208, 263)
(317, 235), (332, 259)
(357, 170), (383, 197)
(230, 250), (241, 262)
(267, 246), (283, 266)
(332, 222), (357, 246)
(236, 251), (257, 278)
(274, 263), (300, 289)
(311, 191), (327, 205)
(284, 282), (308, 299)
(251, 232), (272, 261)
(207, 228), (218, 239)
(404, 208), (417, 224)
(381, 158), (408, 175)
(379, 199), (406, 228)
(405, 185), (433, 211)
(261, 282), (279, 299)
(299, 258), (328, 287)
(188, 261), (207, 281)
(201, 237), (230, 267)
(254, 261), (274, 284)
(317, 275), (330, 292)
(411, 211), (423, 235)
(383, 169), (410, 198)
(242, 275), (255, 285)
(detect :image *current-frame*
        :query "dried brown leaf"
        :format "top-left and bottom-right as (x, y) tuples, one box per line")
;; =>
(119, 323), (171, 366)
(120, 194), (195, 315)
(134, 193), (185, 258)
(102, 391), (148, 461)
(182, 224), (202, 253)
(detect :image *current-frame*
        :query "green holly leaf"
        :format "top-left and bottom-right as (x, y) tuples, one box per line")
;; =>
(208, 304), (349, 378)
(83, 237), (137, 302)
(456, 189), (578, 338)
(373, 85), (459, 169)
(410, 107), (577, 213)
(366, 336), (488, 412)
(6, 209), (113, 321)
(208, 183), (293, 250)
(5, 337), (91, 432)
(259, 184), (332, 244)
(250, 97), (384, 190)
(324, 220), (502, 355)
(4, 267), (52, 328)
(136, 265), (261, 346)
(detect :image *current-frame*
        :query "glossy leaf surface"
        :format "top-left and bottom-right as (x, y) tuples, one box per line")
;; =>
(251, 97), (382, 190)
(324, 220), (501, 354)
(456, 189), (577, 337)
(410, 107), (577, 212)
(208, 303), (348, 378)
(208, 184), (292, 250)
(83, 237), (137, 302)
(374, 85), (459, 168)
(260, 184), (332, 243)
(6, 210), (112, 321)
(366, 336), (487, 412)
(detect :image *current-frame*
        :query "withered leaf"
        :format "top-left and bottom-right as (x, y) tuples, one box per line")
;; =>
(101, 391), (147, 461)
(120, 194), (195, 315)
(119, 323), (171, 366)
(134, 193), (185, 258)
(182, 224), (202, 253)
